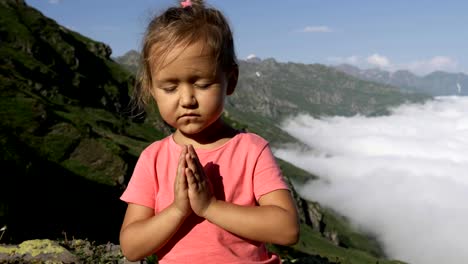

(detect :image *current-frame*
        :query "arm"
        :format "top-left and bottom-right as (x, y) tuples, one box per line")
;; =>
(120, 146), (192, 261)
(205, 189), (299, 245)
(185, 145), (300, 246)
(119, 203), (187, 261)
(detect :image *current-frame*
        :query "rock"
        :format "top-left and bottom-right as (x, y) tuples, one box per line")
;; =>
(0, 239), (79, 263)
(0, 239), (130, 263)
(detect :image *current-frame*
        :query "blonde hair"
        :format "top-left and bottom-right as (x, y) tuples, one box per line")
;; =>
(132, 0), (237, 111)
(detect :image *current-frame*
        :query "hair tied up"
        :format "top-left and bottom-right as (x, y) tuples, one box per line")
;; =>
(180, 0), (192, 8)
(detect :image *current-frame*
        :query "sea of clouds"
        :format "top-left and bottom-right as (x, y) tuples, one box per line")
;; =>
(274, 96), (468, 264)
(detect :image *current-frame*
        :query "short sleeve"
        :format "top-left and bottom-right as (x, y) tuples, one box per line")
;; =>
(253, 144), (289, 201)
(120, 149), (157, 209)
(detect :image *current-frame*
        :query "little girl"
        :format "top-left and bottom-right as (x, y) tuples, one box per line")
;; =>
(119, 1), (299, 263)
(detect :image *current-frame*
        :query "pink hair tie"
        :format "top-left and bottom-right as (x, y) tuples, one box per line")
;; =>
(181, 0), (192, 8)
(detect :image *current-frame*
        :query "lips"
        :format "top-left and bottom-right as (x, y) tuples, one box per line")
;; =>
(178, 113), (200, 119)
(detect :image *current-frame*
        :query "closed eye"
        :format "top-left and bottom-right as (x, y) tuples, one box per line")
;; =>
(160, 86), (177, 93)
(193, 83), (212, 89)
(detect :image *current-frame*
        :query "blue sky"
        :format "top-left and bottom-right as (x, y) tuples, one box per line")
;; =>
(27, 0), (468, 75)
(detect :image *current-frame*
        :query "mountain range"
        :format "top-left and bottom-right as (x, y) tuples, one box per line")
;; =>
(0, 0), (426, 263)
(334, 63), (468, 96)
(116, 51), (431, 148)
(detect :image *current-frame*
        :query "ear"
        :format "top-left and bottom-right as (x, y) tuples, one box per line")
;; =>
(226, 64), (238, 96)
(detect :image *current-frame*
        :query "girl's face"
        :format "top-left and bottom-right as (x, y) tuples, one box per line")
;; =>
(151, 40), (235, 138)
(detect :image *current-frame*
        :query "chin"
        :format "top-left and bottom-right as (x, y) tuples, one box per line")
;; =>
(178, 126), (205, 136)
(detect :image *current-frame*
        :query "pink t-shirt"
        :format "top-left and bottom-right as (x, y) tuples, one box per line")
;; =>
(120, 132), (289, 264)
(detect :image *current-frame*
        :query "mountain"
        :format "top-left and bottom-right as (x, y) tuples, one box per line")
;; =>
(3, 0), (119, 245)
(335, 63), (468, 96)
(1, 1), (409, 263)
(0, 0), (168, 244)
(112, 49), (140, 75)
(117, 51), (431, 147)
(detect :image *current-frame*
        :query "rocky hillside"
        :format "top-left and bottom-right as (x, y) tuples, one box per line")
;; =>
(1, 0), (140, 245)
(1, 1), (407, 263)
(335, 63), (468, 96)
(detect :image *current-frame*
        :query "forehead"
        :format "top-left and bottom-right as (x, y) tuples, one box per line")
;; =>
(151, 40), (218, 77)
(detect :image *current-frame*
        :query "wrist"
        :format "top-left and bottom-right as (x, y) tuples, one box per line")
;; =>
(203, 198), (219, 222)
(168, 204), (190, 221)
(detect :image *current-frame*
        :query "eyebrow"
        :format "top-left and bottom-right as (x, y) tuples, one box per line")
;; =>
(154, 78), (179, 84)
(156, 71), (217, 82)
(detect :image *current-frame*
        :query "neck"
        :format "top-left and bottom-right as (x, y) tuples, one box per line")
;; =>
(173, 118), (238, 149)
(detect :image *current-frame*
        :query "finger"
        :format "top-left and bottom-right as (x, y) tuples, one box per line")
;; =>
(176, 146), (188, 189)
(186, 145), (205, 181)
(185, 153), (200, 182)
(187, 145), (200, 163)
(179, 166), (188, 189)
(180, 145), (188, 164)
(186, 163), (201, 185)
(185, 167), (198, 190)
(188, 145), (204, 171)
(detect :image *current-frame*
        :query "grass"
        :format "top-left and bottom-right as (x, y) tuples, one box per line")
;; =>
(292, 224), (407, 264)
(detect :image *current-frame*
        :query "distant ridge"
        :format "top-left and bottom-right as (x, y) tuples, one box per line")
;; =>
(334, 63), (468, 96)
(113, 49), (140, 74)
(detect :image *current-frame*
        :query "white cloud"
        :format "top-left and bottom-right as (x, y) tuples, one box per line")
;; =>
(328, 53), (460, 75)
(301, 26), (333, 33)
(367, 53), (390, 68)
(275, 96), (468, 264)
(327, 54), (392, 70)
(327, 55), (361, 65)
(246, 54), (257, 60)
(406, 56), (458, 75)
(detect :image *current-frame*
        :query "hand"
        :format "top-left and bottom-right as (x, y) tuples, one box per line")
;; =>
(185, 145), (216, 218)
(173, 145), (192, 219)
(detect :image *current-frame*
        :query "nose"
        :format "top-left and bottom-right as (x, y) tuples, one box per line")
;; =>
(179, 84), (197, 108)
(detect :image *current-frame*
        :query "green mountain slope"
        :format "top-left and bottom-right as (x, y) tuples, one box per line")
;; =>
(1, 0), (149, 244)
(1, 1), (407, 263)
